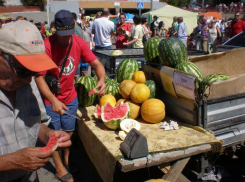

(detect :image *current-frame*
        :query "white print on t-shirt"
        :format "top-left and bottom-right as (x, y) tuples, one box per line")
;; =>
(59, 56), (76, 76)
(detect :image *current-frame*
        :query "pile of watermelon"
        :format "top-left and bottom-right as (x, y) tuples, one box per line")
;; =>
(144, 37), (230, 94)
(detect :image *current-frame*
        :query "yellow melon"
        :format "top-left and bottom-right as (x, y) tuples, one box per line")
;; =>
(132, 71), (147, 83)
(119, 80), (136, 99)
(99, 94), (116, 107)
(141, 99), (165, 123)
(130, 84), (150, 103)
(125, 100), (141, 119)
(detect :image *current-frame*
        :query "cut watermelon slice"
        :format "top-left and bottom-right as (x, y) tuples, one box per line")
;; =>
(94, 104), (101, 118)
(40, 134), (59, 152)
(88, 88), (100, 96)
(101, 102), (130, 130)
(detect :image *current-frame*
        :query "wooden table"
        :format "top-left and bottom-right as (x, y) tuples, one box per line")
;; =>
(77, 106), (218, 182)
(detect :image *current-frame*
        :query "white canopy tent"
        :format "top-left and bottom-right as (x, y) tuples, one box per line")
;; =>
(142, 4), (198, 35)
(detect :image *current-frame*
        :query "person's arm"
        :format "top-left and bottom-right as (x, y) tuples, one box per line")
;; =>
(0, 147), (52, 172)
(89, 59), (106, 95)
(123, 38), (138, 45)
(35, 75), (68, 115)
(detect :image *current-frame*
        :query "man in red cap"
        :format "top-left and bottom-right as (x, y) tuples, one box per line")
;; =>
(35, 9), (106, 182)
(0, 20), (71, 181)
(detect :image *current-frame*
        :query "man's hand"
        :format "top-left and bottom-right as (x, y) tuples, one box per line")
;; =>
(95, 80), (106, 96)
(11, 148), (52, 171)
(51, 97), (68, 115)
(47, 130), (72, 149)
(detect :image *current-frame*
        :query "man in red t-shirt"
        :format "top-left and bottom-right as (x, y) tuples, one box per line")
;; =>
(35, 10), (106, 182)
(230, 13), (245, 37)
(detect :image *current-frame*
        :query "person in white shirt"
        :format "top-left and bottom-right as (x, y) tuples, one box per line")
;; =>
(92, 8), (115, 49)
(177, 17), (188, 47)
(123, 15), (143, 48)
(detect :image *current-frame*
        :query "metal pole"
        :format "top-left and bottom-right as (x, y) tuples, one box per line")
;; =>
(139, 9), (141, 16)
(47, 0), (50, 25)
(202, 0), (204, 9)
(151, 0), (153, 11)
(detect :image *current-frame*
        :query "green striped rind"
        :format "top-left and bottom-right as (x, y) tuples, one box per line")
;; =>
(116, 59), (139, 83)
(158, 37), (188, 68)
(175, 62), (203, 80)
(93, 75), (110, 83)
(76, 76), (96, 107)
(104, 79), (122, 100)
(201, 74), (229, 93)
(144, 37), (162, 66)
(144, 80), (156, 99)
(101, 103), (130, 130)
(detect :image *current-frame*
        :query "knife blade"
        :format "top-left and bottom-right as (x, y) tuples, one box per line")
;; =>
(63, 110), (81, 121)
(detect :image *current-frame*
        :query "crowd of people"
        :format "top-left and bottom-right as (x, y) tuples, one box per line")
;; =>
(213, 2), (244, 12)
(189, 12), (245, 53)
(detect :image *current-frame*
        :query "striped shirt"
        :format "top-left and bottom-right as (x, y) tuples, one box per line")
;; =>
(0, 78), (50, 182)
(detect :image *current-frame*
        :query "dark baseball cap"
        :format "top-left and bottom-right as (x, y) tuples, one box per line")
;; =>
(153, 15), (158, 19)
(55, 10), (75, 36)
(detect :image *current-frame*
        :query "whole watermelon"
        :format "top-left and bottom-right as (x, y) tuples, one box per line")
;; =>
(201, 74), (229, 93)
(76, 76), (96, 107)
(175, 62), (203, 81)
(105, 79), (121, 100)
(144, 37), (162, 68)
(158, 37), (188, 68)
(116, 58), (139, 83)
(144, 80), (156, 99)
(93, 75), (110, 83)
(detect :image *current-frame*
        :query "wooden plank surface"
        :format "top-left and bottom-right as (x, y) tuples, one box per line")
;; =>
(162, 157), (190, 182)
(118, 144), (211, 172)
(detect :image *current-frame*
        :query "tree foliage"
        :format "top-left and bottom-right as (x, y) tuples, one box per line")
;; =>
(0, 0), (4, 6)
(22, 0), (44, 7)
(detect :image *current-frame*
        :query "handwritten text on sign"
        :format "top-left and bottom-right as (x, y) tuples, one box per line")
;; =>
(173, 71), (196, 101)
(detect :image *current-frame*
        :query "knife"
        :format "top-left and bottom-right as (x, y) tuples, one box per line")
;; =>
(63, 110), (81, 121)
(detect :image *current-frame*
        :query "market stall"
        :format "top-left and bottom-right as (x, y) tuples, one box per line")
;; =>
(76, 106), (220, 182)
(75, 38), (245, 182)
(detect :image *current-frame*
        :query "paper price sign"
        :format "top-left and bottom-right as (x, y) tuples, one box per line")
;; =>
(173, 71), (196, 101)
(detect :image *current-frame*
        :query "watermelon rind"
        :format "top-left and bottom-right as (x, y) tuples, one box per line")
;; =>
(116, 59), (139, 83)
(158, 37), (188, 68)
(76, 76), (96, 107)
(104, 79), (121, 100)
(175, 62), (203, 81)
(101, 102), (130, 130)
(144, 80), (156, 99)
(93, 75), (110, 83)
(144, 37), (162, 68)
(201, 74), (229, 93)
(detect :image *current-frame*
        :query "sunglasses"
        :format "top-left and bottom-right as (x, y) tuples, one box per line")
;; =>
(7, 58), (37, 78)
(235, 15), (240, 17)
(56, 23), (75, 30)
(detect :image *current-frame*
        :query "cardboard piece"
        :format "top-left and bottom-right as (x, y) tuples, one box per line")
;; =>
(160, 66), (177, 98)
(189, 47), (245, 99)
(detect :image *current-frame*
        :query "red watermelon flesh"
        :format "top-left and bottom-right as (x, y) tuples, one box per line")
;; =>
(94, 104), (101, 118)
(101, 102), (130, 130)
(88, 88), (100, 96)
(40, 134), (59, 152)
